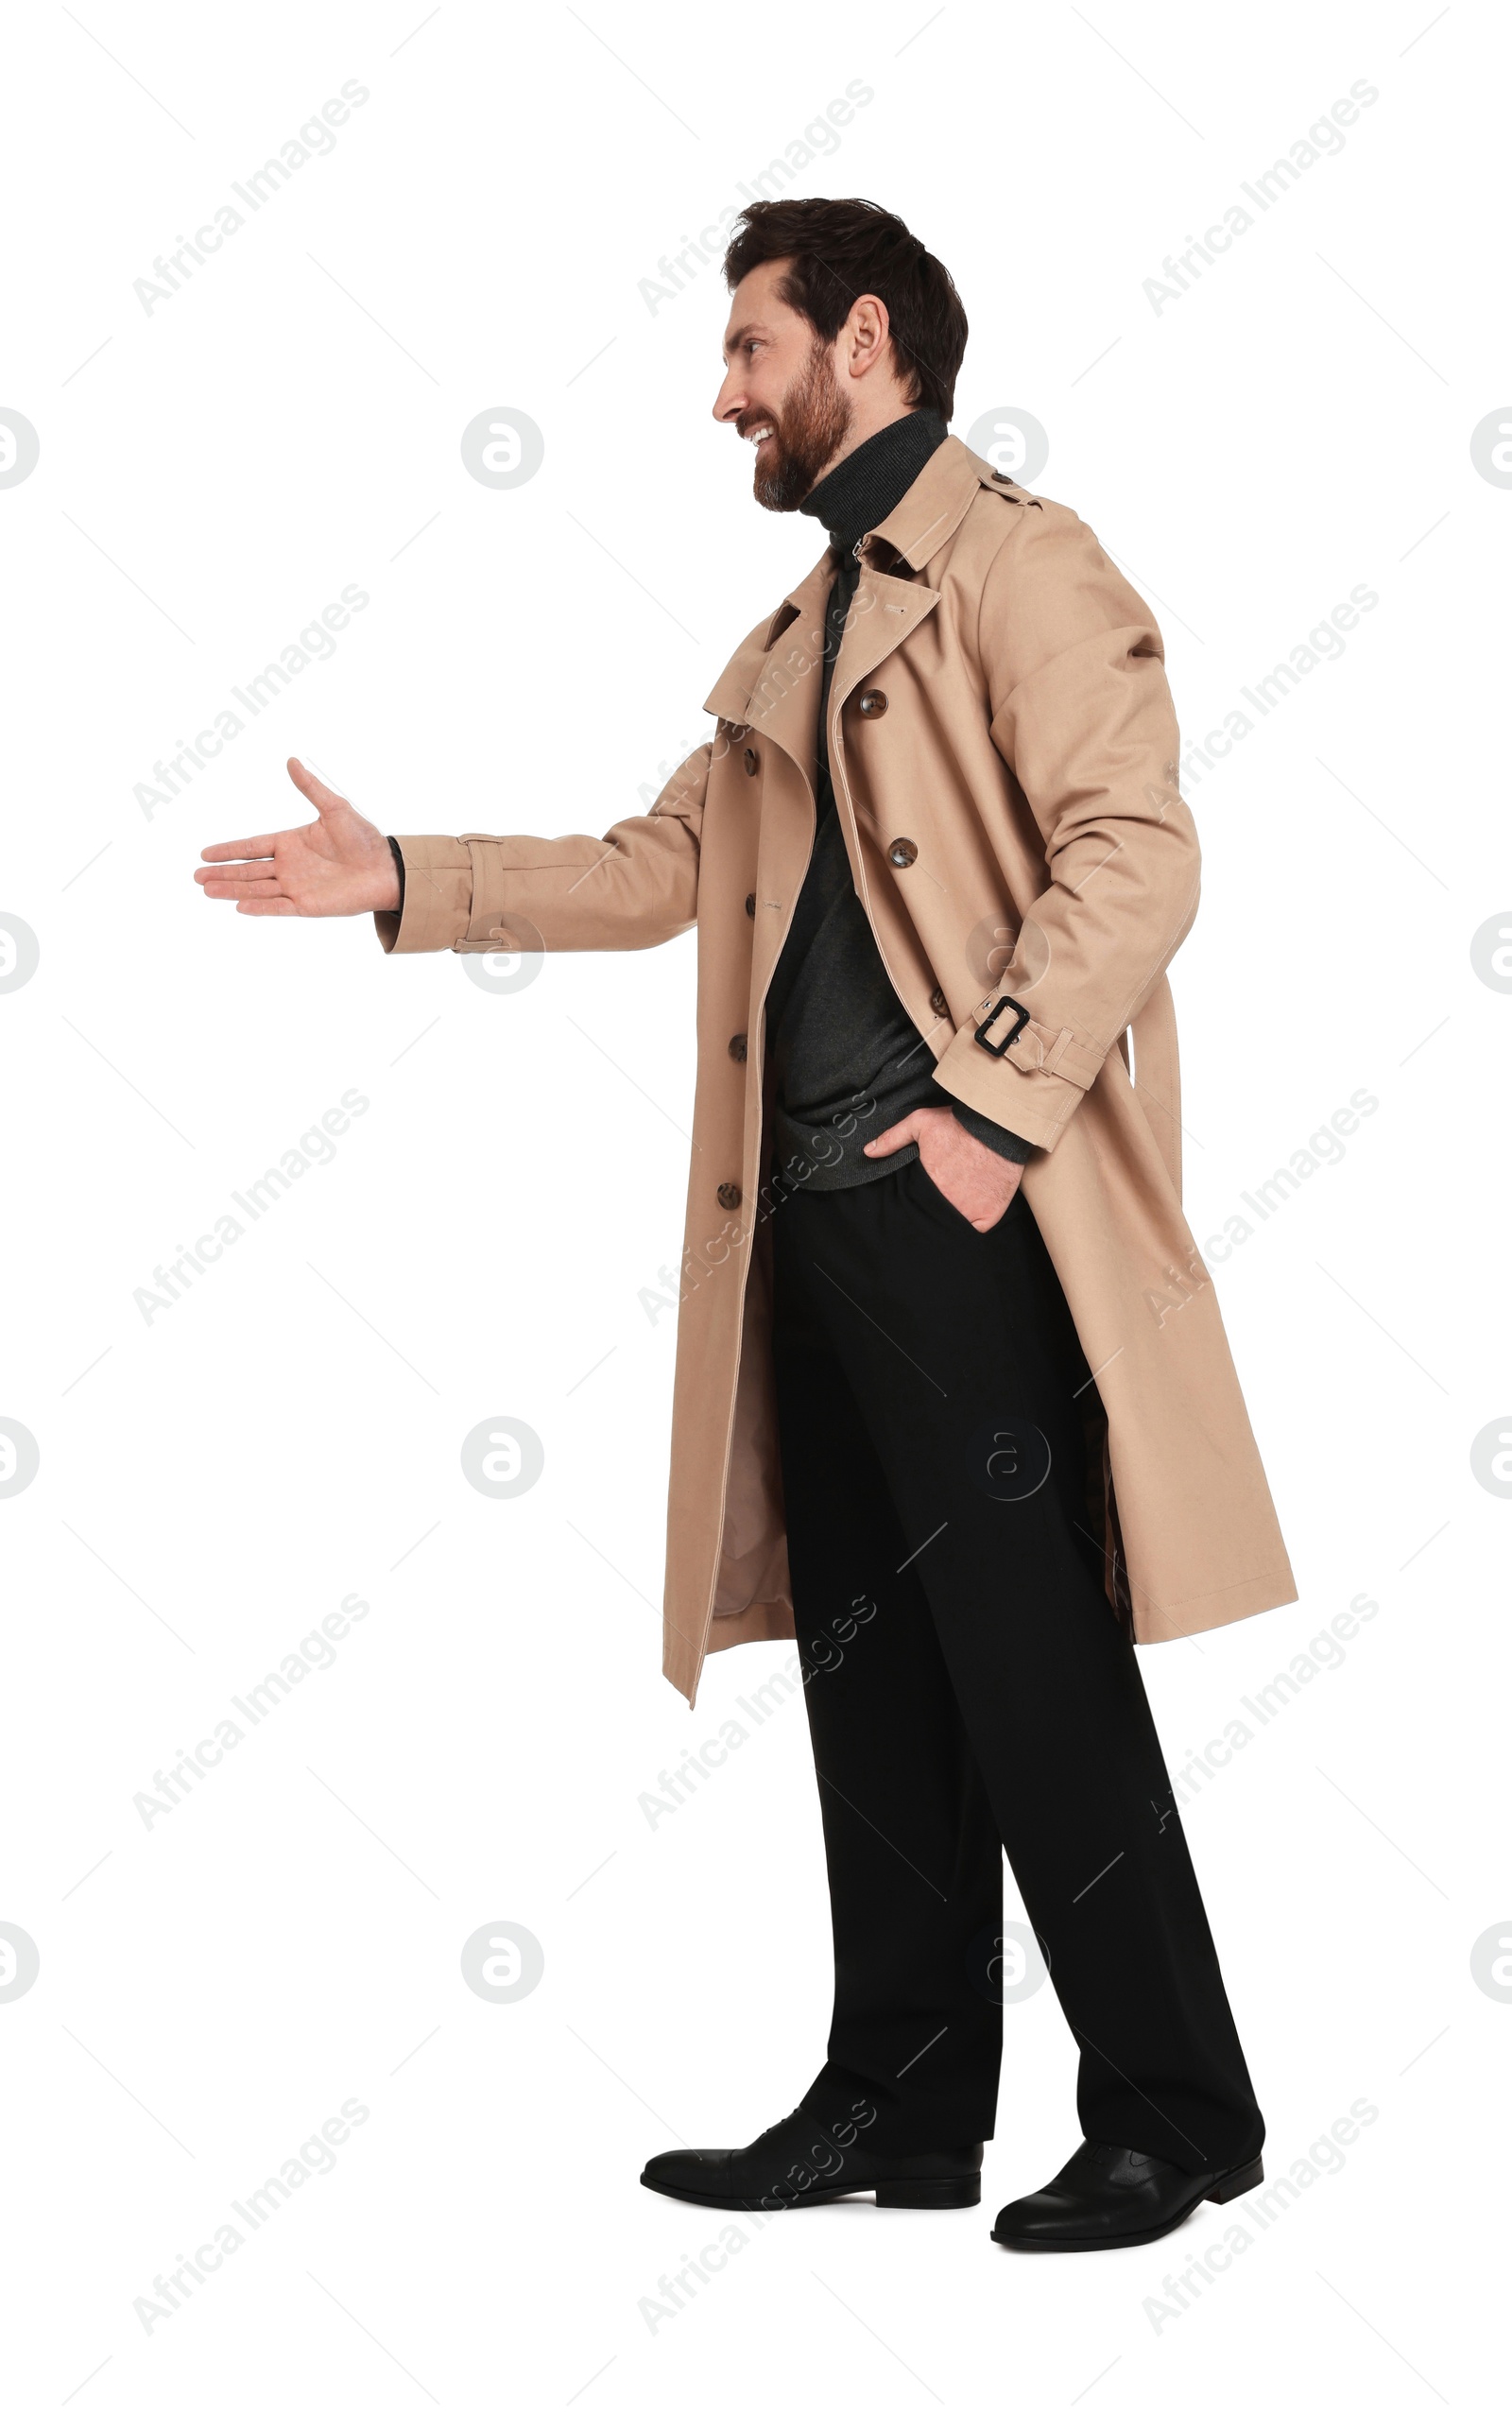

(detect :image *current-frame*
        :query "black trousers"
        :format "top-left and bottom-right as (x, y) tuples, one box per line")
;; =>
(769, 1155), (1264, 2175)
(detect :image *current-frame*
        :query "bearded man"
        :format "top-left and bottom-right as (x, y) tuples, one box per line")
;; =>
(197, 197), (1294, 2253)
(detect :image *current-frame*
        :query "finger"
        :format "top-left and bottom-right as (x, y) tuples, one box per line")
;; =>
(199, 836), (281, 864)
(195, 862), (284, 887)
(286, 755), (349, 815)
(236, 897), (299, 916)
(199, 874), (286, 899)
(864, 1116), (917, 1154)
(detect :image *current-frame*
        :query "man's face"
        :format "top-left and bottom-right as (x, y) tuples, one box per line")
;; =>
(713, 258), (851, 513)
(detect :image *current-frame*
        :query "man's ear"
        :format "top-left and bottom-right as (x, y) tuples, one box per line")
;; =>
(845, 292), (891, 379)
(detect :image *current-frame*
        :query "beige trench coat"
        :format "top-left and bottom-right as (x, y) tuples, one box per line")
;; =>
(378, 435), (1297, 1703)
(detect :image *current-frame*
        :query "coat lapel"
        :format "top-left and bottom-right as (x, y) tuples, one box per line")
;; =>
(700, 434), (990, 781)
(701, 552), (831, 788)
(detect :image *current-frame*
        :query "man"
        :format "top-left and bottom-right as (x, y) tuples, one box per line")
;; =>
(197, 198), (1296, 2251)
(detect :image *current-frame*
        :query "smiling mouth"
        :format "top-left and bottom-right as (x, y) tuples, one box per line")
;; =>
(745, 424), (776, 449)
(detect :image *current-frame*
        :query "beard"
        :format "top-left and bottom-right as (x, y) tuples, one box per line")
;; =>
(748, 335), (853, 513)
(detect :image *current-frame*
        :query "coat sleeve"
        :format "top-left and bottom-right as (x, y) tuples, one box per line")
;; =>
(372, 742), (712, 956)
(927, 506), (1200, 1156)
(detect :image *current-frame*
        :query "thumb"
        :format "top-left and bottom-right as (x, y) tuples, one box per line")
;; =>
(286, 756), (352, 818)
(864, 1113), (919, 1155)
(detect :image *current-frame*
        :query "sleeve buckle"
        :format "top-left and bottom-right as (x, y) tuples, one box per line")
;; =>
(973, 994), (1032, 1058)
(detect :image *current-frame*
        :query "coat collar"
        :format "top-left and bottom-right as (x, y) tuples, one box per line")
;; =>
(861, 429), (991, 571)
(701, 435), (996, 741)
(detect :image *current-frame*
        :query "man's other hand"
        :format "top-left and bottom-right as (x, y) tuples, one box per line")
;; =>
(864, 1105), (1022, 1231)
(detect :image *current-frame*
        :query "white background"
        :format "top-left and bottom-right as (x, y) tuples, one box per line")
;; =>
(2, 2), (1506, 2405)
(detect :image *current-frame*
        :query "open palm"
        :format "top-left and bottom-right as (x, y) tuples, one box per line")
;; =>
(195, 757), (401, 917)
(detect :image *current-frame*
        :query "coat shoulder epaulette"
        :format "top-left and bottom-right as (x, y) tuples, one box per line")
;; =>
(954, 440), (1046, 512)
(979, 464), (1043, 510)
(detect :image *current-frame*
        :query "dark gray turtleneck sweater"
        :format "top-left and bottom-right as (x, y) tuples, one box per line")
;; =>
(764, 408), (1033, 1193)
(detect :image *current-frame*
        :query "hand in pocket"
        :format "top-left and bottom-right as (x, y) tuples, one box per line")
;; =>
(864, 1105), (1023, 1231)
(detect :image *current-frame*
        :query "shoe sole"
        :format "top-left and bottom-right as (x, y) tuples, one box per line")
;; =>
(990, 2154), (1265, 2252)
(641, 2172), (982, 2212)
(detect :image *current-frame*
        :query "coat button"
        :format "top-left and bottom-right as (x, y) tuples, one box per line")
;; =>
(743, 748), (759, 774)
(717, 1182), (741, 1209)
(745, 892), (756, 917)
(857, 688), (887, 717)
(992, 468), (1013, 482)
(887, 837), (919, 869)
(728, 1032), (747, 1061)
(929, 986), (948, 1015)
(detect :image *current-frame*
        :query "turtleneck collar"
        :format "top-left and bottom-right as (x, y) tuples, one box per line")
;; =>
(798, 408), (948, 560)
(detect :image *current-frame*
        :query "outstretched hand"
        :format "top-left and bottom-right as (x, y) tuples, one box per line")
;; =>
(194, 758), (401, 917)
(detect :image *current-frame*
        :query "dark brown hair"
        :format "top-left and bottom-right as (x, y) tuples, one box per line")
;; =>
(722, 198), (968, 421)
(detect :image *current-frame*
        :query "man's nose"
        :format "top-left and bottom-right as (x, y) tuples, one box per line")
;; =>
(712, 372), (745, 425)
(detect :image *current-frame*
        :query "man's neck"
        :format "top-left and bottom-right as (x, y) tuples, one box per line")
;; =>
(799, 407), (948, 557)
(809, 403), (919, 485)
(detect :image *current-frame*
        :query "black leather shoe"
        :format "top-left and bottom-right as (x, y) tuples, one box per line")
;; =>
(991, 2140), (1263, 2251)
(642, 2106), (982, 2213)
